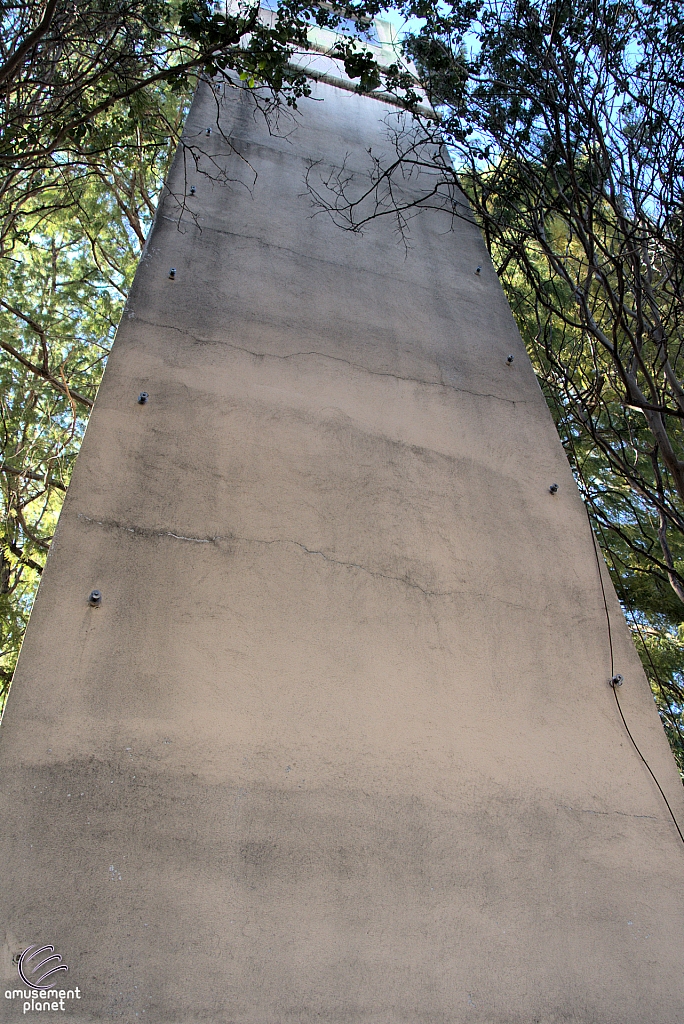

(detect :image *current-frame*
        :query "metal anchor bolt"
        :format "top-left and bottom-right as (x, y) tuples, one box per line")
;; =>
(138, 392), (149, 404)
(206, 127), (212, 136)
(610, 674), (624, 687)
(189, 186), (196, 195)
(476, 266), (482, 274)
(89, 590), (102, 607)
(507, 355), (514, 363)
(549, 483), (558, 494)
(169, 268), (176, 279)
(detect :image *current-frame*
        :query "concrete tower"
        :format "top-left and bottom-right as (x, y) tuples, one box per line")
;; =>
(2, 28), (683, 1024)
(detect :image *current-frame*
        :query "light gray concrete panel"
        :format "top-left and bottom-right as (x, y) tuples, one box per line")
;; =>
(1, 79), (683, 1023)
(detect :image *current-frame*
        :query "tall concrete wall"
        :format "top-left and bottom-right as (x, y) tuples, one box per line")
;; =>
(1, 77), (683, 1023)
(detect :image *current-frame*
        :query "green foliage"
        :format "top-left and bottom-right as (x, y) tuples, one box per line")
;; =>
(417, 0), (684, 776)
(0, 59), (190, 710)
(0, 0), (388, 715)
(502, 252), (684, 773)
(6, 0), (681, 782)
(304, 0), (684, 772)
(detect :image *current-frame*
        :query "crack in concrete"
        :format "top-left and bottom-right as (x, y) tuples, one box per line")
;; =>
(131, 316), (519, 405)
(77, 514), (215, 545)
(76, 514), (452, 596)
(565, 805), (661, 821)
(281, 538), (453, 597)
(158, 216), (441, 287)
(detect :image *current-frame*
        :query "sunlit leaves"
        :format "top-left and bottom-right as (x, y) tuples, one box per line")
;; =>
(0, 72), (188, 711)
(0, 0), (389, 715)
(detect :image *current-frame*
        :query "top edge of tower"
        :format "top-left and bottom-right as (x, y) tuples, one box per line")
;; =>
(223, 0), (432, 111)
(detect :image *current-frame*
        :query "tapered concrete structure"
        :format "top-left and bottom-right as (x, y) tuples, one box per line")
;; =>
(2, 68), (684, 1024)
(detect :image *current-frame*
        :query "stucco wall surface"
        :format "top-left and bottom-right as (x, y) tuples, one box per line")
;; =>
(1, 79), (683, 1024)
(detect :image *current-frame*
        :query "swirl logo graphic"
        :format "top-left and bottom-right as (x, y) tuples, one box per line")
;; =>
(18, 945), (69, 989)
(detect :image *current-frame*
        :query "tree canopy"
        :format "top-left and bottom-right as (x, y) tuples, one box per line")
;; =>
(306, 0), (684, 773)
(2, 0), (683, 776)
(0, 0), (383, 705)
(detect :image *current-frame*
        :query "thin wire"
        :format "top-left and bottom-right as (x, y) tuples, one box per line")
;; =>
(595, 522), (684, 759)
(543, 388), (684, 844)
(586, 508), (684, 846)
(588, 519), (615, 676)
(621, 602), (684, 755)
(609, 677), (684, 845)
